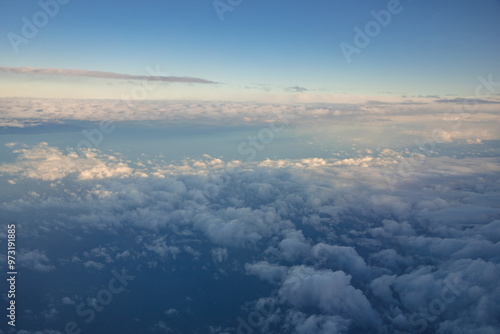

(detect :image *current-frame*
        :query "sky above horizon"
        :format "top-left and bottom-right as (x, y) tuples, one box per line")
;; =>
(1, 0), (500, 102)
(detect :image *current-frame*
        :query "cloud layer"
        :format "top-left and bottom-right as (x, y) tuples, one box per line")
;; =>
(1, 98), (499, 148)
(1, 143), (499, 333)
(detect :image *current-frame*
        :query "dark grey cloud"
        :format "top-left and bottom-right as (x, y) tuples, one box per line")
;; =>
(0, 66), (218, 84)
(368, 99), (426, 106)
(366, 100), (391, 105)
(434, 97), (500, 104)
(401, 99), (427, 105)
(285, 85), (308, 93)
(417, 94), (441, 99)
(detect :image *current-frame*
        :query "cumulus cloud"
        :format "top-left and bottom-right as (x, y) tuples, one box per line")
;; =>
(311, 243), (371, 280)
(279, 230), (311, 262)
(0, 142), (141, 181)
(145, 237), (181, 259)
(1, 142), (500, 333)
(211, 248), (228, 263)
(279, 266), (379, 325)
(83, 260), (104, 270)
(18, 249), (55, 272)
(245, 261), (288, 284)
(165, 308), (179, 317)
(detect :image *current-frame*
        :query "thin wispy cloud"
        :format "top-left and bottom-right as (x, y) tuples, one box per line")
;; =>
(434, 97), (500, 104)
(285, 86), (308, 93)
(0, 66), (218, 84)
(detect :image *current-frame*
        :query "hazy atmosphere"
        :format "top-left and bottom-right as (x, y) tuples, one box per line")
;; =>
(1, 1), (499, 333)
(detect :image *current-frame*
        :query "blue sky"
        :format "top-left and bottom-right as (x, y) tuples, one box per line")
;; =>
(1, 0), (500, 100)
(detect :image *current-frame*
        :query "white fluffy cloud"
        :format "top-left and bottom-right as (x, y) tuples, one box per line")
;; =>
(279, 266), (379, 325)
(0, 142), (138, 181)
(18, 249), (55, 272)
(279, 230), (311, 262)
(1, 143), (499, 333)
